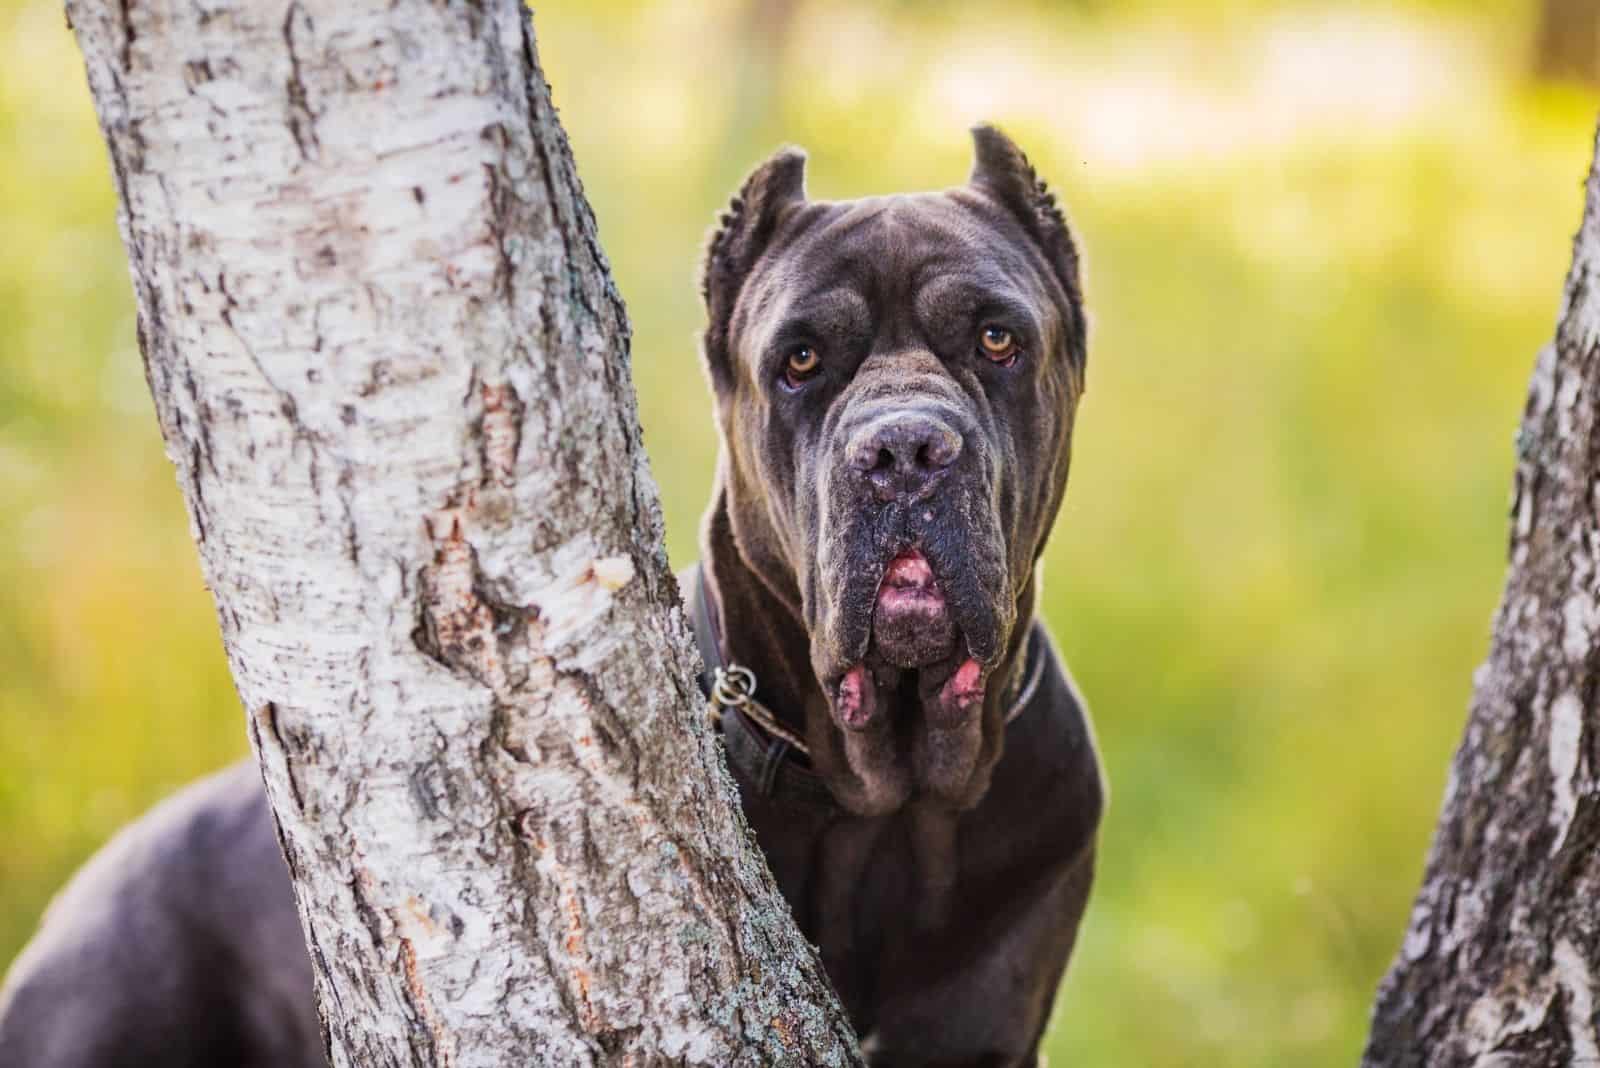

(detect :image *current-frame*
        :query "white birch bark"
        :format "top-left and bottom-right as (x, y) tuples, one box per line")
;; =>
(66, 1), (860, 1064)
(1363, 124), (1600, 1066)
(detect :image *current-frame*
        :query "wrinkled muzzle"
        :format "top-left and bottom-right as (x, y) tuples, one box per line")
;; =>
(806, 389), (1014, 734)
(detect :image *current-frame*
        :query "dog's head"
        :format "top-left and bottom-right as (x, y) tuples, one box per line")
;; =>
(700, 126), (1086, 814)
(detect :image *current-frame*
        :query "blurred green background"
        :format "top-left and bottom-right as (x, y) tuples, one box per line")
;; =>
(2, 0), (1597, 1063)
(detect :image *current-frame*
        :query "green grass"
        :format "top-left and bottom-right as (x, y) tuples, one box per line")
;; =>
(1, 0), (1594, 1063)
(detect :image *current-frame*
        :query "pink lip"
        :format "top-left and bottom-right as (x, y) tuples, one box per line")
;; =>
(881, 549), (936, 591)
(944, 658), (984, 710)
(876, 549), (944, 613)
(836, 663), (875, 729)
(876, 549), (947, 617)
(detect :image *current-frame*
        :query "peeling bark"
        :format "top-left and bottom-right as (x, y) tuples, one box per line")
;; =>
(67, 1), (860, 1064)
(1363, 124), (1600, 1066)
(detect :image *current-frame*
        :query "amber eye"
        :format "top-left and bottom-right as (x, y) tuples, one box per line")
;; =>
(784, 345), (822, 386)
(978, 325), (1018, 364)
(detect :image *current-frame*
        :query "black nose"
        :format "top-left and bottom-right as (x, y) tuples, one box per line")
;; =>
(848, 411), (963, 501)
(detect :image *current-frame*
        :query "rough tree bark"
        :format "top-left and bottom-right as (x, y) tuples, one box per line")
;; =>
(67, 1), (860, 1065)
(1363, 125), (1600, 1065)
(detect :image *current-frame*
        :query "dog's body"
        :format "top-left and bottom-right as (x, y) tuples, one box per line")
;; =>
(708, 593), (1101, 1064)
(0, 763), (320, 1067)
(0, 128), (1102, 1067)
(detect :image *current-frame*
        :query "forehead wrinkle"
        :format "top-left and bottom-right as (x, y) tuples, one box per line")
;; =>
(913, 273), (1040, 340)
(816, 202), (975, 322)
(803, 197), (898, 250)
(751, 201), (896, 301)
(785, 285), (870, 327)
(948, 189), (1070, 299)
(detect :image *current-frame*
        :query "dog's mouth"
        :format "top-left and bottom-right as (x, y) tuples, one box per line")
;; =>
(831, 547), (986, 732)
(872, 549), (956, 669)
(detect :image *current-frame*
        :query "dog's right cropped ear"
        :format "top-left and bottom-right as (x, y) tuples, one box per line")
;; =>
(968, 124), (1086, 368)
(699, 147), (808, 393)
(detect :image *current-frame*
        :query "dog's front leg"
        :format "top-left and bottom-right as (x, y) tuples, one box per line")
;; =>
(813, 814), (893, 1019)
(864, 840), (1096, 1068)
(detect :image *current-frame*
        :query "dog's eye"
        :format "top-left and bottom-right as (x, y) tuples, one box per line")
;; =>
(978, 325), (1018, 365)
(784, 345), (822, 387)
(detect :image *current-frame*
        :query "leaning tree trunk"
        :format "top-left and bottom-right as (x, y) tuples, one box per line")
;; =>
(67, 1), (860, 1065)
(1363, 125), (1600, 1065)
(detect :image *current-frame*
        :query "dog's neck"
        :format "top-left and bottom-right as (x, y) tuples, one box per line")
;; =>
(700, 487), (817, 737)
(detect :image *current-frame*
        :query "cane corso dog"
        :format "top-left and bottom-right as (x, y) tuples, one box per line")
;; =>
(0, 125), (1103, 1067)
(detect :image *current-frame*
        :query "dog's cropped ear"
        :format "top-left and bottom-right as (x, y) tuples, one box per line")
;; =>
(700, 147), (808, 393)
(968, 124), (1086, 365)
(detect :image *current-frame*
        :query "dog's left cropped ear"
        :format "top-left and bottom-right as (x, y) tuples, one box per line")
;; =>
(699, 147), (808, 393)
(968, 124), (1085, 363)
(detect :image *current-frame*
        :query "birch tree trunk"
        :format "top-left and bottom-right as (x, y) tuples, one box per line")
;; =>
(67, 1), (859, 1064)
(1363, 125), (1600, 1066)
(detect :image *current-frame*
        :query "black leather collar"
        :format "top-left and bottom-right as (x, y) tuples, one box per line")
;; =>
(688, 563), (834, 806)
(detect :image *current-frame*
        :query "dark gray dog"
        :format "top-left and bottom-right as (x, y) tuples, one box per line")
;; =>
(0, 126), (1103, 1067)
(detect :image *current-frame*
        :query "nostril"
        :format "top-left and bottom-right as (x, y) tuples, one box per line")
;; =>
(922, 428), (961, 470)
(874, 446), (895, 473)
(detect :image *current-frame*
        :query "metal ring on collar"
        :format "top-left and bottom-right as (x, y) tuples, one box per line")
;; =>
(711, 664), (757, 710)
